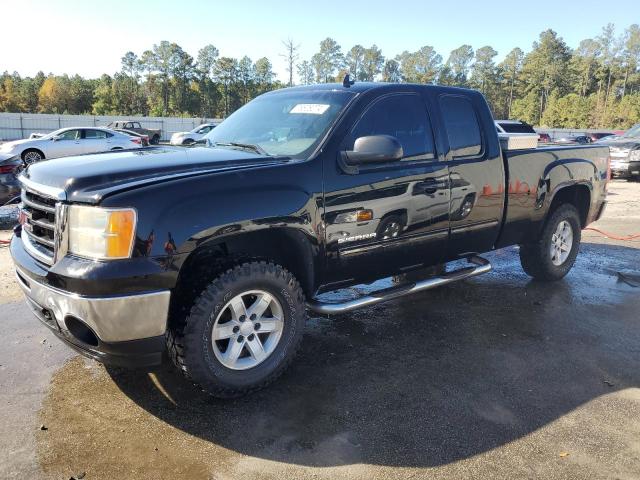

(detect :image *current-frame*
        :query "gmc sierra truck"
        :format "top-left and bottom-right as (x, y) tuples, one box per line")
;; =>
(10, 82), (609, 397)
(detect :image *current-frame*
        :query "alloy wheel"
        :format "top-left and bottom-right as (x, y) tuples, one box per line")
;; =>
(550, 220), (573, 266)
(211, 290), (284, 370)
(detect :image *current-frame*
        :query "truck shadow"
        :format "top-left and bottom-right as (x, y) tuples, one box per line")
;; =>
(107, 242), (640, 468)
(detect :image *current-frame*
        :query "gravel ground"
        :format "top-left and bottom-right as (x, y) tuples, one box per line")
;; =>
(0, 180), (639, 480)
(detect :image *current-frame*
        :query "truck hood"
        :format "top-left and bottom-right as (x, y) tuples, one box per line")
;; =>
(20, 146), (286, 203)
(601, 138), (640, 151)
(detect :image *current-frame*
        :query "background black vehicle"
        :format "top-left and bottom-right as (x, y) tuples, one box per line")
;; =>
(0, 154), (22, 205)
(10, 82), (609, 397)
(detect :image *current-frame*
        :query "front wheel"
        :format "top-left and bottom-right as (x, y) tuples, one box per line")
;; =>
(151, 135), (160, 145)
(519, 204), (581, 281)
(377, 214), (405, 240)
(167, 261), (306, 397)
(22, 149), (43, 164)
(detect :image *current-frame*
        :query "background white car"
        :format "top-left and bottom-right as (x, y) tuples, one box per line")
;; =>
(170, 123), (218, 145)
(0, 127), (143, 163)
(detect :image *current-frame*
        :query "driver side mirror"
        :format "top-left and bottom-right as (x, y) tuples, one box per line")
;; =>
(343, 135), (403, 166)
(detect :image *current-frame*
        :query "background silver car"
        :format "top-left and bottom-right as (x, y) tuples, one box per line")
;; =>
(0, 127), (142, 163)
(170, 123), (218, 145)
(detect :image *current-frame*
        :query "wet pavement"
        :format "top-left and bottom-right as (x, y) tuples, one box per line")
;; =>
(1, 180), (640, 479)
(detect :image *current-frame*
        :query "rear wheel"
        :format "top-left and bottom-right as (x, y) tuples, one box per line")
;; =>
(167, 261), (306, 397)
(151, 134), (160, 145)
(519, 204), (581, 281)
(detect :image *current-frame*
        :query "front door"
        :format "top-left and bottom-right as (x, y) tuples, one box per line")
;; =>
(48, 128), (82, 158)
(322, 92), (450, 288)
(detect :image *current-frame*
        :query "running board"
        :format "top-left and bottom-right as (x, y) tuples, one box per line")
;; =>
(306, 255), (492, 315)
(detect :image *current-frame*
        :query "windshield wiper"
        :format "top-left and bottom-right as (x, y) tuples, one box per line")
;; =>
(213, 141), (269, 156)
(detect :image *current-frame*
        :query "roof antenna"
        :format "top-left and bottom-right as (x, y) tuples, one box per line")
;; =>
(342, 73), (355, 88)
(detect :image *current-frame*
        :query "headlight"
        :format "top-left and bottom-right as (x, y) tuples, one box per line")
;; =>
(68, 205), (137, 259)
(333, 209), (373, 223)
(630, 150), (640, 161)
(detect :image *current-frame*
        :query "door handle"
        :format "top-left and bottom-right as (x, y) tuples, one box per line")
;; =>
(421, 179), (439, 195)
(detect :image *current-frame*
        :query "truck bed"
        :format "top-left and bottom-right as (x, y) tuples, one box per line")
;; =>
(497, 144), (609, 247)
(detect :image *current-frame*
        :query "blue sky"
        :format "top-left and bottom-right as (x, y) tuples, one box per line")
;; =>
(3, 0), (638, 81)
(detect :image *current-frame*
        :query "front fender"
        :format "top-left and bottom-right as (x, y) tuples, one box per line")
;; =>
(99, 158), (323, 263)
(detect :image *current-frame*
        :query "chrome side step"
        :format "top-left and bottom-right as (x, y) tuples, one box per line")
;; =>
(306, 255), (492, 315)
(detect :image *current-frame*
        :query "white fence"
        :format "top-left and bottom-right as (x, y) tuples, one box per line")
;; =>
(0, 113), (222, 141)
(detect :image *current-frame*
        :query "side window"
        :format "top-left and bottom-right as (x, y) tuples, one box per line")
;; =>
(125, 123), (134, 129)
(85, 129), (107, 139)
(439, 95), (482, 158)
(58, 129), (80, 140)
(347, 94), (435, 161)
(133, 122), (141, 129)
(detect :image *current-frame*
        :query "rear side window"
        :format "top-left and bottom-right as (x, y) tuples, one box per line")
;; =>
(85, 129), (107, 139)
(440, 95), (482, 158)
(348, 94), (435, 160)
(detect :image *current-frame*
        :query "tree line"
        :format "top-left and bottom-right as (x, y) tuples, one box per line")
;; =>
(1, 24), (639, 129)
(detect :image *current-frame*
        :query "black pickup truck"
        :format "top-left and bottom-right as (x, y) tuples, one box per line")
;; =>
(10, 82), (609, 397)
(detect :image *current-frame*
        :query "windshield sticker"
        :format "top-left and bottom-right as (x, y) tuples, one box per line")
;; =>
(290, 103), (330, 115)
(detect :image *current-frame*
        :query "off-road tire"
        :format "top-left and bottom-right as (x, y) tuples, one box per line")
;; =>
(167, 261), (306, 397)
(519, 204), (581, 281)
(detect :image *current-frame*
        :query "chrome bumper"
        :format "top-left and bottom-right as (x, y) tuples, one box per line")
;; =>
(15, 267), (170, 343)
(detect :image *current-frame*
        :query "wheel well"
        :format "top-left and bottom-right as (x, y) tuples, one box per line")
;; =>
(169, 229), (315, 326)
(21, 148), (45, 160)
(549, 184), (590, 227)
(182, 138), (194, 144)
(380, 209), (407, 224)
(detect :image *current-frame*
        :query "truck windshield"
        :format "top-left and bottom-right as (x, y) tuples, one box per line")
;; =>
(204, 90), (355, 158)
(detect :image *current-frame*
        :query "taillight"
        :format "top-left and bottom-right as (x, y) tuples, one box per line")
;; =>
(130, 138), (142, 145)
(0, 165), (16, 174)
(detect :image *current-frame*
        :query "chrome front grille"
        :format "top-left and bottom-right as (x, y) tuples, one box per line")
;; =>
(21, 188), (57, 264)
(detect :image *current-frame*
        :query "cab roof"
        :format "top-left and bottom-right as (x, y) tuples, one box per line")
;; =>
(269, 81), (482, 97)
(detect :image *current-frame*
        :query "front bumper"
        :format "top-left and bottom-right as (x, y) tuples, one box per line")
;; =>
(11, 235), (170, 368)
(610, 159), (640, 178)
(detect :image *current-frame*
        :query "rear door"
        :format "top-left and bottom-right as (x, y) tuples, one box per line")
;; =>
(322, 91), (450, 285)
(436, 93), (505, 258)
(82, 129), (109, 153)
